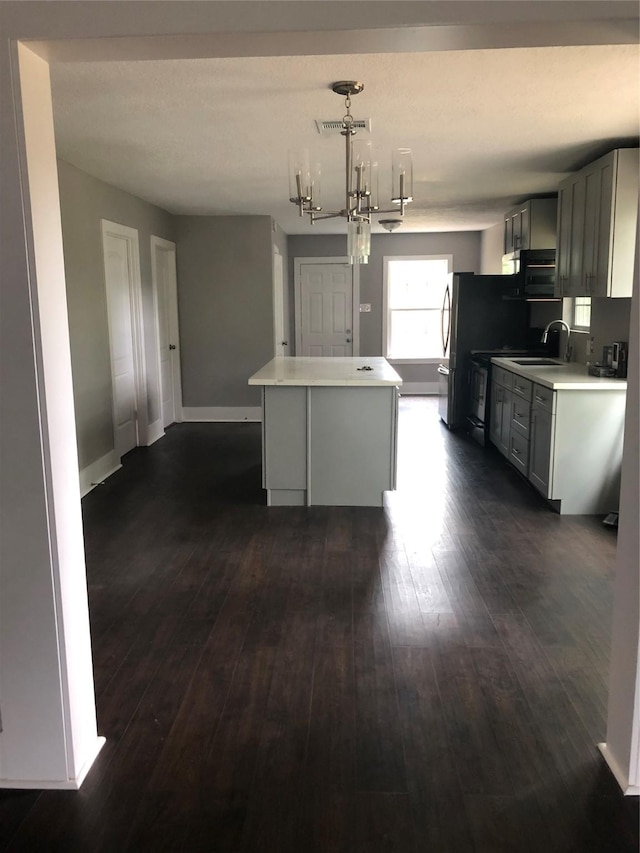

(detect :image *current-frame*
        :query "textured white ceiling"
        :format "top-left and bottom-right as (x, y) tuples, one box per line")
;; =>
(51, 42), (639, 234)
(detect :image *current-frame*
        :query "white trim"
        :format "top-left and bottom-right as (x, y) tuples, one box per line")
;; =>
(79, 450), (122, 497)
(388, 358), (443, 365)
(0, 736), (106, 790)
(101, 219), (150, 451)
(150, 235), (183, 425)
(182, 406), (262, 423)
(598, 742), (640, 796)
(293, 257), (360, 356)
(147, 418), (165, 446)
(382, 254), (453, 359)
(399, 382), (439, 395)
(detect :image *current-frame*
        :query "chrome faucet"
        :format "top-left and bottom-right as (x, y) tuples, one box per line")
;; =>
(541, 319), (572, 361)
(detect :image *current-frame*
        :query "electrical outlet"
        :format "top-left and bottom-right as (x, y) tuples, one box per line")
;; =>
(359, 303), (372, 313)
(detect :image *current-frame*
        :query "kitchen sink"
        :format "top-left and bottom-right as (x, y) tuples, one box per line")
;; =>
(512, 359), (564, 366)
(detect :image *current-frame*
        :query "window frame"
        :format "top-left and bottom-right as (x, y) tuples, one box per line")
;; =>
(382, 254), (453, 363)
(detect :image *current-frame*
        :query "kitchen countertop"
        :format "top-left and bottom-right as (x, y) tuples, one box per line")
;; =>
(248, 356), (403, 387)
(491, 356), (627, 390)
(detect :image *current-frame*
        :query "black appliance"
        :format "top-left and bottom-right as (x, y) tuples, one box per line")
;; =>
(501, 249), (559, 300)
(438, 272), (529, 429)
(467, 349), (537, 445)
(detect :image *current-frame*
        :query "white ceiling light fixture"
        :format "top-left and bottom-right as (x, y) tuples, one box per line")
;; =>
(289, 81), (413, 264)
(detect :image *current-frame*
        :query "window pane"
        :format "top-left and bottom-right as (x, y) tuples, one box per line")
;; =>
(389, 309), (442, 359)
(573, 297), (591, 329)
(388, 259), (449, 309)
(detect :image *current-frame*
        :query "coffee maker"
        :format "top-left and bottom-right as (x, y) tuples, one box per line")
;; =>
(611, 341), (628, 378)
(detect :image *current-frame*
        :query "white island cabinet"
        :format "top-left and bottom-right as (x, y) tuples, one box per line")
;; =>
(248, 357), (402, 507)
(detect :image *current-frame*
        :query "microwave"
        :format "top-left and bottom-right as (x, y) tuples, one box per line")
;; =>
(501, 248), (559, 300)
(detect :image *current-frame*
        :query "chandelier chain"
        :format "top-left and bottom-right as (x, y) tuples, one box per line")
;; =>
(343, 93), (353, 129)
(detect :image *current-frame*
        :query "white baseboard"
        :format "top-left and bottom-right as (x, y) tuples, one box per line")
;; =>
(181, 406), (262, 422)
(598, 742), (640, 795)
(400, 382), (439, 395)
(79, 450), (121, 497)
(147, 418), (165, 446)
(0, 736), (106, 790)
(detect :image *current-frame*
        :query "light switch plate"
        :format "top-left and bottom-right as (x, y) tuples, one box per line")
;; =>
(359, 303), (372, 313)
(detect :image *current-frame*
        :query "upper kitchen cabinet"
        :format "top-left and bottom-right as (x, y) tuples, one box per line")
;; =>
(503, 198), (557, 255)
(555, 148), (639, 298)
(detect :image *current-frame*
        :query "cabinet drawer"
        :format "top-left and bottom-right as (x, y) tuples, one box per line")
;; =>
(510, 429), (530, 474)
(511, 398), (531, 438)
(511, 375), (533, 401)
(492, 366), (513, 389)
(532, 383), (554, 412)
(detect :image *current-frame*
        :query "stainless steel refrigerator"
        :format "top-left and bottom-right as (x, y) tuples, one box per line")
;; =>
(438, 272), (528, 429)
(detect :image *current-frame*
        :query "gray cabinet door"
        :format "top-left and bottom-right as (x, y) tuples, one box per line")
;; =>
(529, 404), (553, 497)
(490, 380), (511, 458)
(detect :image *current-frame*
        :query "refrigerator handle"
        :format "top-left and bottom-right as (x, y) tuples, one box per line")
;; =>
(441, 285), (451, 358)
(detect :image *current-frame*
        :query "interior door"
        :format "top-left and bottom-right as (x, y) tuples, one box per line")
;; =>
(151, 236), (182, 427)
(273, 250), (288, 357)
(298, 262), (354, 356)
(103, 228), (139, 456)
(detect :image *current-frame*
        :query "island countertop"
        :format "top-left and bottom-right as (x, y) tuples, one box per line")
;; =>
(491, 356), (628, 391)
(248, 356), (403, 387)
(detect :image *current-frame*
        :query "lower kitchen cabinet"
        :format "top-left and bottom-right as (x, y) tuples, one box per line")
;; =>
(490, 362), (626, 514)
(527, 384), (626, 514)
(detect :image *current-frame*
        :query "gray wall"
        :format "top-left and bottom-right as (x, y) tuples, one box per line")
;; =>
(480, 222), (504, 274)
(584, 297), (632, 365)
(58, 159), (176, 469)
(288, 231), (482, 384)
(174, 215), (273, 408)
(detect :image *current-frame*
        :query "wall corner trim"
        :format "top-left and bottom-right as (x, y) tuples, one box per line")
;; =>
(79, 450), (121, 497)
(598, 742), (640, 796)
(0, 736), (106, 791)
(181, 406), (262, 423)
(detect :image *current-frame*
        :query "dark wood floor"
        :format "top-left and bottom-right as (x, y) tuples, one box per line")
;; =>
(1, 397), (637, 852)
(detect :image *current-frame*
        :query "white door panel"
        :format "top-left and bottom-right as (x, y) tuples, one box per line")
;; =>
(273, 251), (287, 356)
(152, 237), (181, 428)
(299, 262), (354, 356)
(103, 232), (138, 455)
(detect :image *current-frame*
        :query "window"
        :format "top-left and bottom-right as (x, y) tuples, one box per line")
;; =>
(572, 297), (591, 331)
(383, 255), (452, 360)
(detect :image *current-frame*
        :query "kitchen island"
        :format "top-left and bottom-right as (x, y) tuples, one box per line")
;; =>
(490, 356), (627, 514)
(248, 356), (402, 506)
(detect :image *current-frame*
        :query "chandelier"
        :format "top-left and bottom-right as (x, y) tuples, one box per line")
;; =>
(288, 81), (413, 264)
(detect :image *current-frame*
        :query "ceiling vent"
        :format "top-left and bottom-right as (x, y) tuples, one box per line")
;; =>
(315, 118), (371, 135)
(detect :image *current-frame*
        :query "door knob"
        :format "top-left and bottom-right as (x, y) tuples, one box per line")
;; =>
(346, 338), (352, 343)
(169, 344), (176, 350)
(281, 341), (288, 346)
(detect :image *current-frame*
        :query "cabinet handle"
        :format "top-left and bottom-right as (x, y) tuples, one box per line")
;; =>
(534, 395), (546, 403)
(512, 447), (521, 456)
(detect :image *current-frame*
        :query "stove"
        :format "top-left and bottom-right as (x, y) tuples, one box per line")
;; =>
(467, 349), (548, 446)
